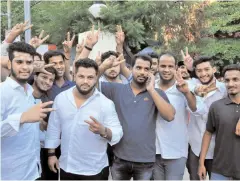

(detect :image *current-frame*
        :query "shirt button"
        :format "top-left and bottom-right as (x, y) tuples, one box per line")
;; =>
(134, 101), (136, 103)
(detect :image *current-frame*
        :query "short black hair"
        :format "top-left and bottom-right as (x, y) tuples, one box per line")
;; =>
(75, 58), (99, 75)
(159, 52), (178, 65)
(34, 52), (42, 61)
(148, 52), (159, 59)
(222, 64), (240, 76)
(193, 56), (214, 69)
(101, 51), (118, 62)
(133, 54), (152, 67)
(43, 50), (66, 64)
(35, 66), (58, 78)
(7, 42), (36, 61)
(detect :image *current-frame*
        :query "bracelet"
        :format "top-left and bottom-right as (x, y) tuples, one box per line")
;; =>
(84, 45), (92, 51)
(48, 152), (56, 157)
(100, 127), (108, 138)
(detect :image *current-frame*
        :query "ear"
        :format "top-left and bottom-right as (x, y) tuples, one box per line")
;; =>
(7, 60), (11, 70)
(213, 66), (217, 74)
(34, 74), (37, 81)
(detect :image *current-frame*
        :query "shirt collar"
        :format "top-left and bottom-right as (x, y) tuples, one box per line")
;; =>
(224, 96), (239, 105)
(6, 77), (33, 95)
(53, 79), (72, 88)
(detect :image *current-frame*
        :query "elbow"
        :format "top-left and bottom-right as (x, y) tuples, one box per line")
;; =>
(165, 106), (176, 122)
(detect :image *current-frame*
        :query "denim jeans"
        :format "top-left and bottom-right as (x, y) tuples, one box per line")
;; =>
(211, 172), (240, 180)
(111, 156), (154, 180)
(153, 154), (187, 180)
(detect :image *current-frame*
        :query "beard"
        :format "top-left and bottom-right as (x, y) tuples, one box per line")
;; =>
(159, 73), (175, 83)
(132, 75), (148, 87)
(105, 71), (119, 80)
(200, 74), (214, 85)
(35, 80), (48, 93)
(76, 83), (96, 95)
(11, 67), (29, 84)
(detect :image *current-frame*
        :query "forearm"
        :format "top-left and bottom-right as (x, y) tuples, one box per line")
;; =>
(78, 46), (92, 59)
(120, 62), (131, 79)
(4, 33), (18, 43)
(64, 52), (71, 81)
(149, 89), (175, 121)
(199, 131), (212, 165)
(184, 91), (197, 112)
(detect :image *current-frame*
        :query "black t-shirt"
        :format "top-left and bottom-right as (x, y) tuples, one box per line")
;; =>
(207, 97), (240, 179)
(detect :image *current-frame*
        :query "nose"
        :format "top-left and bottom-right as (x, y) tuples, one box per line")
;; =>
(22, 62), (28, 70)
(228, 80), (234, 87)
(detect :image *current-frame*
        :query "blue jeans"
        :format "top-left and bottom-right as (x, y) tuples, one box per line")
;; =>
(211, 172), (239, 180)
(111, 156), (154, 180)
(153, 154), (187, 180)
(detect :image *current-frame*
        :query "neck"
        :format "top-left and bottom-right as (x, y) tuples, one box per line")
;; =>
(159, 78), (176, 90)
(73, 87), (94, 100)
(55, 76), (65, 87)
(32, 83), (44, 99)
(229, 93), (240, 104)
(130, 80), (146, 93)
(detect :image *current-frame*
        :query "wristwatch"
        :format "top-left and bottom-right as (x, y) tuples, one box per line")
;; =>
(48, 152), (56, 157)
(100, 127), (108, 138)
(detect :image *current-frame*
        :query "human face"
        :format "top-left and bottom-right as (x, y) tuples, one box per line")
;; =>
(9, 51), (34, 84)
(132, 58), (151, 86)
(49, 55), (65, 78)
(150, 58), (158, 75)
(104, 56), (120, 79)
(158, 55), (176, 82)
(33, 55), (44, 69)
(34, 73), (55, 92)
(178, 65), (190, 80)
(195, 62), (216, 85)
(224, 70), (240, 96)
(74, 67), (97, 95)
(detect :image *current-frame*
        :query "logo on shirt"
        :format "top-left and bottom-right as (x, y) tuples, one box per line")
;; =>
(144, 97), (149, 101)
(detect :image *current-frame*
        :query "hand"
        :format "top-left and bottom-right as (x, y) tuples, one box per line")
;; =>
(85, 25), (100, 48)
(95, 51), (102, 66)
(101, 54), (125, 70)
(175, 70), (190, 94)
(20, 101), (55, 123)
(236, 119), (240, 136)
(84, 116), (105, 135)
(48, 156), (59, 173)
(62, 32), (75, 53)
(116, 25), (125, 45)
(29, 30), (50, 49)
(198, 164), (206, 180)
(76, 40), (84, 55)
(181, 47), (194, 71)
(194, 81), (217, 97)
(34, 63), (55, 75)
(146, 73), (155, 92)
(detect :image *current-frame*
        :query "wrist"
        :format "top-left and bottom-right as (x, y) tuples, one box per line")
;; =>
(48, 152), (56, 157)
(100, 127), (108, 138)
(183, 90), (192, 96)
(20, 112), (27, 124)
(85, 44), (94, 49)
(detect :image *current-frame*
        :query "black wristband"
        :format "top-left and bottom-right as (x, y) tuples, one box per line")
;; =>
(84, 45), (92, 51)
(48, 152), (56, 157)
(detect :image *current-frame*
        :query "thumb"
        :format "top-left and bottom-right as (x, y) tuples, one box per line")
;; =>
(56, 160), (60, 169)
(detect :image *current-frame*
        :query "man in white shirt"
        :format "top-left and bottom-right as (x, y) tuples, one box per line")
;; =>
(187, 56), (226, 180)
(45, 58), (123, 180)
(153, 53), (206, 180)
(1, 42), (54, 180)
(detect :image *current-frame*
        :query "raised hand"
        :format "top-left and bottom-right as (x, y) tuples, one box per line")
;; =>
(95, 51), (102, 66)
(175, 70), (190, 94)
(20, 101), (55, 123)
(76, 40), (84, 55)
(62, 32), (75, 53)
(194, 81), (217, 97)
(146, 73), (155, 92)
(85, 25), (100, 48)
(5, 20), (33, 43)
(181, 47), (194, 71)
(34, 63), (55, 75)
(84, 116), (105, 135)
(101, 54), (125, 70)
(116, 25), (125, 45)
(29, 30), (50, 49)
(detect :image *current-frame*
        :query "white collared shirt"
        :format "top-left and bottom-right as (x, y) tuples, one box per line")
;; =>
(155, 82), (206, 159)
(45, 87), (123, 175)
(1, 77), (41, 180)
(188, 79), (227, 159)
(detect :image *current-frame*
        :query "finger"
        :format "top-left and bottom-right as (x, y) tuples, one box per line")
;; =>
(91, 25), (94, 34)
(67, 32), (70, 41)
(84, 120), (94, 126)
(41, 101), (54, 108)
(24, 24), (33, 31)
(114, 59), (125, 67)
(39, 30), (44, 39)
(71, 34), (76, 43)
(42, 108), (56, 113)
(23, 20), (29, 26)
(89, 127), (95, 133)
(206, 87), (217, 93)
(206, 81), (216, 89)
(44, 63), (55, 68)
(186, 47), (188, 55)
(119, 25), (123, 32)
(40, 34), (50, 44)
(90, 116), (99, 124)
(40, 113), (47, 119)
(181, 50), (185, 58)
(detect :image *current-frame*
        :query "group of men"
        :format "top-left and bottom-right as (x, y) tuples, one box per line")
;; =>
(1, 21), (240, 181)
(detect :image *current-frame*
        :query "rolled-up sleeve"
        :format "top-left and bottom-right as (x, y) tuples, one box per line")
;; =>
(44, 100), (61, 149)
(1, 113), (22, 137)
(103, 101), (123, 146)
(186, 95), (207, 116)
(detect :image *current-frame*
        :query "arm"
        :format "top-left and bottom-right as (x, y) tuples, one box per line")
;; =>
(29, 30), (49, 49)
(181, 47), (194, 71)
(147, 74), (175, 121)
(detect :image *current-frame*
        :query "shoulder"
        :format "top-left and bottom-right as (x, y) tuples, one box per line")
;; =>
(209, 97), (226, 110)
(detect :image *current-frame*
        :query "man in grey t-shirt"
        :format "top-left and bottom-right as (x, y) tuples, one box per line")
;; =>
(100, 54), (175, 180)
